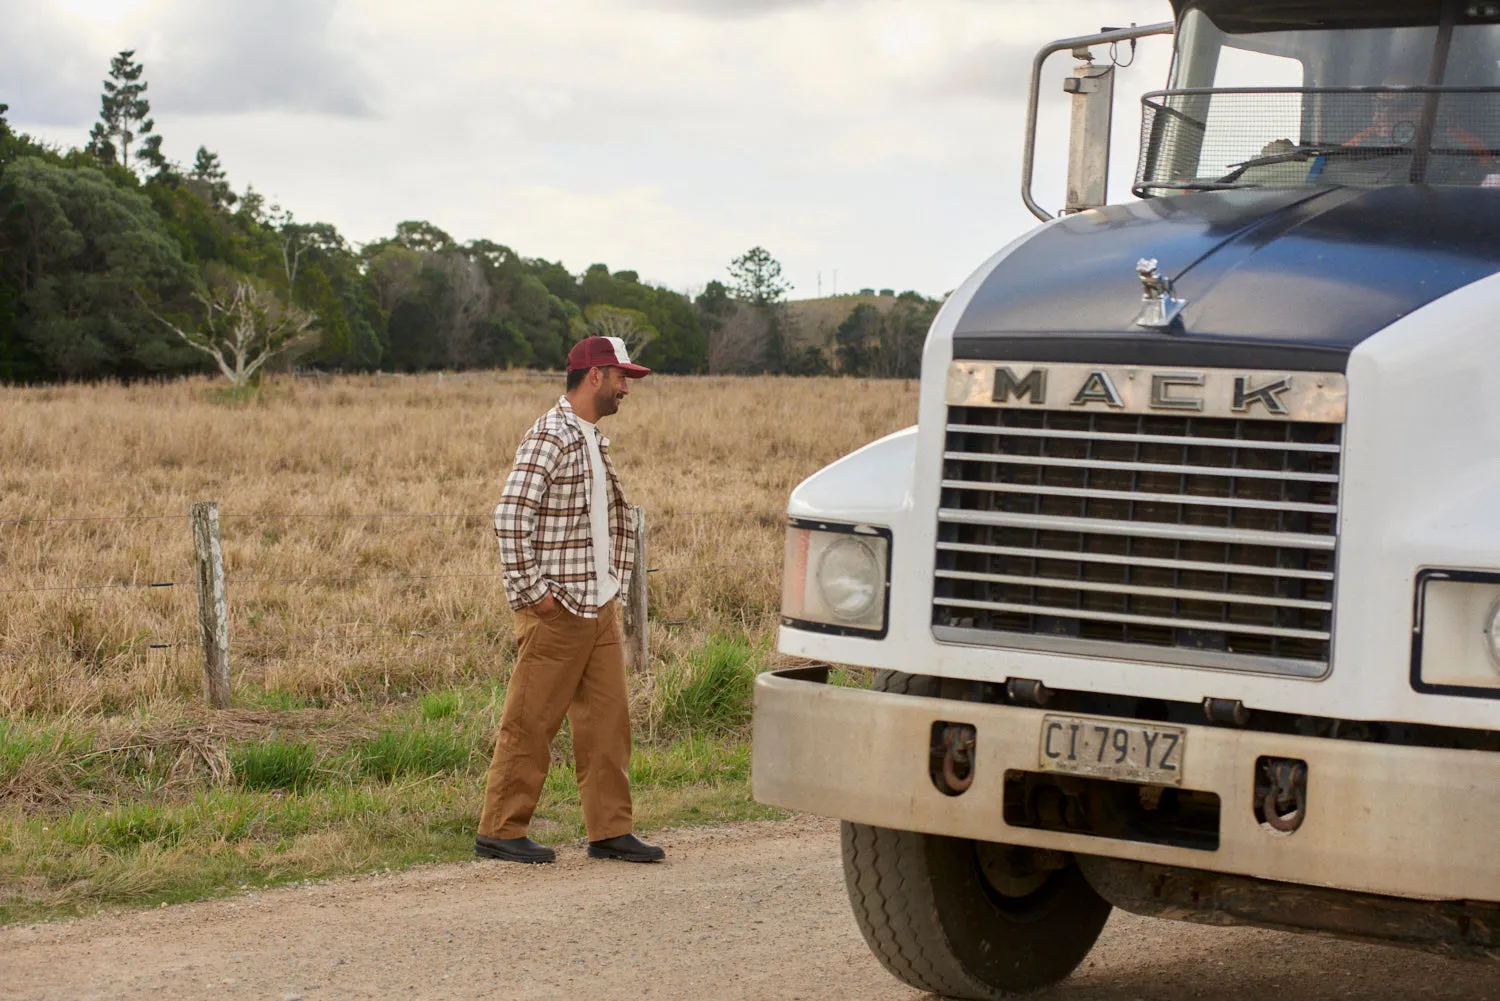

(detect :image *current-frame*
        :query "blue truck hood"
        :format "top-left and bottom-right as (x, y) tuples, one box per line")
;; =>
(953, 185), (1500, 371)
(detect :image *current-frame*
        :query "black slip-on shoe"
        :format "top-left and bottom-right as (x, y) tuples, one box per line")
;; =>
(587, 833), (665, 863)
(475, 834), (556, 864)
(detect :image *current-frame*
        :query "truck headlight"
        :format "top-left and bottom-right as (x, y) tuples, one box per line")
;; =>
(782, 520), (891, 636)
(1414, 571), (1500, 695)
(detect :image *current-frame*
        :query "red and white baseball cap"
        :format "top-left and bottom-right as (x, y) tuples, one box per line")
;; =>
(566, 336), (651, 378)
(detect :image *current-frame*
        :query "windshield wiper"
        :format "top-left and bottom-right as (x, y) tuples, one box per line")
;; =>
(1216, 145), (1407, 184)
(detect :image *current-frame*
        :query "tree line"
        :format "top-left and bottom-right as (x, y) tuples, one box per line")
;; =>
(0, 52), (940, 385)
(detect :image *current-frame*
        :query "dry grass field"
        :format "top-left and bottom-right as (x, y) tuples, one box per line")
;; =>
(0, 372), (917, 714)
(0, 372), (916, 921)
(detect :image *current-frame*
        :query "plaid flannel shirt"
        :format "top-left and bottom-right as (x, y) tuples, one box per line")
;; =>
(494, 396), (636, 617)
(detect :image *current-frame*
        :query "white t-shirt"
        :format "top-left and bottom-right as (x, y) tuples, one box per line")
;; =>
(576, 418), (621, 606)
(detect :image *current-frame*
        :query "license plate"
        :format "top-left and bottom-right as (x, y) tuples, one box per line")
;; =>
(1037, 714), (1186, 786)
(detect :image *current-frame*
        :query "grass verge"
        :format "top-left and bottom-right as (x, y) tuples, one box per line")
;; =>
(0, 638), (806, 927)
(0, 741), (777, 927)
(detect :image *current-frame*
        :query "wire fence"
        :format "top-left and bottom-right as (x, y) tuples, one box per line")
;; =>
(0, 563), (779, 595)
(0, 581), (183, 595)
(0, 508), (784, 663)
(0, 509), (772, 526)
(0, 514), (194, 525)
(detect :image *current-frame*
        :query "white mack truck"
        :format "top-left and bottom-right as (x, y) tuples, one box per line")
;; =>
(752, 1), (1500, 996)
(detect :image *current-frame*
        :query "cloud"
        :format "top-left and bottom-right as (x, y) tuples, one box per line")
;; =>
(0, 2), (111, 125)
(4, 0), (1181, 296)
(0, 0), (377, 126)
(146, 0), (377, 117)
(636, 0), (831, 17)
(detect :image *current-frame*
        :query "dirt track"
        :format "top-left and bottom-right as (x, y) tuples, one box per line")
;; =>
(1, 815), (1495, 1001)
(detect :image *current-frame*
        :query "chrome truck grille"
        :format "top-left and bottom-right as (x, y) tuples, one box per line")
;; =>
(934, 363), (1347, 678)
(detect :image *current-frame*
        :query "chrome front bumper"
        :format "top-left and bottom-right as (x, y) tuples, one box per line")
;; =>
(752, 667), (1500, 902)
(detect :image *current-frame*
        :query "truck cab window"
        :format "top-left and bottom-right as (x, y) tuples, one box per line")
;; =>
(1200, 47), (1306, 178)
(1142, 6), (1500, 192)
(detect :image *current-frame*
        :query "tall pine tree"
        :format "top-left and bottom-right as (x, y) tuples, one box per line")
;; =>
(727, 246), (792, 373)
(189, 146), (236, 209)
(86, 50), (167, 176)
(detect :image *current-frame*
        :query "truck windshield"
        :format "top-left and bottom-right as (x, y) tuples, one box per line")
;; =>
(1135, 7), (1500, 192)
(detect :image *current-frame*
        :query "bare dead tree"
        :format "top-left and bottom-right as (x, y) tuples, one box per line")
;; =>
(424, 250), (493, 368)
(143, 272), (317, 389)
(281, 234), (305, 296)
(708, 303), (769, 374)
(582, 304), (658, 358)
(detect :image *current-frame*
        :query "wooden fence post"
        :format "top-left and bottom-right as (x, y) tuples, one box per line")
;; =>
(624, 505), (649, 671)
(191, 501), (232, 709)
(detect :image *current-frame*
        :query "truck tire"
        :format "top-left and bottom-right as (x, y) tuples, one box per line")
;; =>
(840, 670), (1112, 999)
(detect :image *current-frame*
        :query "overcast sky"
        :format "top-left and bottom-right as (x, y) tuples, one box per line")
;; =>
(2, 0), (1176, 298)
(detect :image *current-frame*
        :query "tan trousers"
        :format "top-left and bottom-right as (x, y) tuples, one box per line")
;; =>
(478, 599), (634, 842)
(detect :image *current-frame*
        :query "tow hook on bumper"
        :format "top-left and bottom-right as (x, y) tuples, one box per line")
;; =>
(931, 721), (978, 796)
(1256, 756), (1308, 833)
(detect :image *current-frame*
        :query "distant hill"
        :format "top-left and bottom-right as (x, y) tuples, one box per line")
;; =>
(785, 293), (905, 350)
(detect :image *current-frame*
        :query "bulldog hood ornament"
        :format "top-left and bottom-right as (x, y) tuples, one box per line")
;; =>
(1134, 258), (1188, 330)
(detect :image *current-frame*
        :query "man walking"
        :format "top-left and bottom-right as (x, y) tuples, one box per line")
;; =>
(475, 336), (665, 865)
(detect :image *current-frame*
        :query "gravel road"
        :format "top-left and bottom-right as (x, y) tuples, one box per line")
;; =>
(1, 815), (1494, 1001)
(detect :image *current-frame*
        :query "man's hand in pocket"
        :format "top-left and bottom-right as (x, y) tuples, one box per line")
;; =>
(531, 593), (558, 618)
